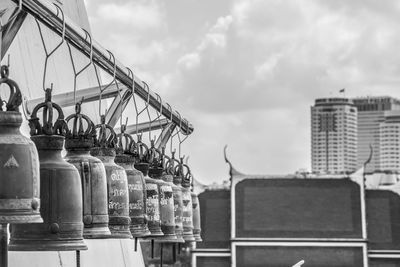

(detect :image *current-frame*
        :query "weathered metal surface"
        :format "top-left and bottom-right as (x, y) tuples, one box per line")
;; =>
(91, 116), (131, 239)
(148, 145), (177, 242)
(9, 88), (86, 251)
(191, 192), (202, 242)
(134, 137), (163, 237)
(0, 65), (41, 224)
(163, 154), (184, 243)
(179, 163), (195, 242)
(64, 102), (110, 238)
(115, 126), (150, 237)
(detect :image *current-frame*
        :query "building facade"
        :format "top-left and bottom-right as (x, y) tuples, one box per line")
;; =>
(353, 97), (400, 173)
(311, 98), (357, 174)
(380, 111), (400, 172)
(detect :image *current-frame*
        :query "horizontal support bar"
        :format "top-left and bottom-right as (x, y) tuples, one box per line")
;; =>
(115, 118), (170, 135)
(25, 82), (122, 112)
(13, 0), (193, 135)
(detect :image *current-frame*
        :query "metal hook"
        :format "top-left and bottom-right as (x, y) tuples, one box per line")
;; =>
(96, 50), (117, 116)
(67, 29), (93, 105)
(143, 82), (153, 141)
(36, 3), (66, 92)
(133, 81), (150, 138)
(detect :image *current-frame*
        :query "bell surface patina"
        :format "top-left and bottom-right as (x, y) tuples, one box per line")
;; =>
(179, 162), (195, 242)
(64, 102), (111, 238)
(191, 191), (202, 242)
(0, 65), (41, 224)
(163, 153), (184, 243)
(91, 115), (131, 239)
(148, 145), (177, 242)
(134, 137), (163, 237)
(115, 125), (150, 237)
(9, 88), (87, 251)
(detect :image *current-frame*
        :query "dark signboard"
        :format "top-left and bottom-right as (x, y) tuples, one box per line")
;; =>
(366, 190), (400, 250)
(196, 256), (230, 267)
(235, 178), (362, 238)
(197, 189), (230, 248)
(236, 245), (364, 267)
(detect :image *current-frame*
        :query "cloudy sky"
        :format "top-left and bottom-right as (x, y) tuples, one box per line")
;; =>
(84, 0), (400, 184)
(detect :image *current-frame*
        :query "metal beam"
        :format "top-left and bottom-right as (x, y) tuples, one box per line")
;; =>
(1, 8), (28, 60)
(155, 123), (176, 149)
(115, 118), (170, 135)
(25, 82), (123, 113)
(105, 86), (131, 128)
(13, 0), (193, 135)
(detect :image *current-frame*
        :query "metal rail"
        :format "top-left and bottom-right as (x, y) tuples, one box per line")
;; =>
(11, 0), (193, 135)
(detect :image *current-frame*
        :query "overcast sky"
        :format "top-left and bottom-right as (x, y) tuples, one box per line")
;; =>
(84, 0), (400, 184)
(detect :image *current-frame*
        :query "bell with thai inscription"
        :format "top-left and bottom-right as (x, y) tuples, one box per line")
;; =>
(91, 115), (131, 239)
(178, 161), (195, 242)
(64, 102), (111, 238)
(115, 125), (150, 237)
(0, 65), (42, 224)
(191, 191), (202, 242)
(148, 145), (177, 242)
(163, 153), (184, 243)
(9, 88), (87, 251)
(134, 136), (163, 237)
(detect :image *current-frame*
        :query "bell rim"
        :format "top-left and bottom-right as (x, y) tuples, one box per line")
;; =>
(0, 214), (43, 224)
(8, 240), (88, 251)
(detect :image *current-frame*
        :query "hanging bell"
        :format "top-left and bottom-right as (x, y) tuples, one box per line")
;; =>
(64, 102), (111, 238)
(9, 88), (87, 251)
(191, 191), (202, 242)
(115, 125), (150, 237)
(163, 152), (184, 243)
(134, 136), (163, 237)
(90, 115), (131, 239)
(178, 161), (195, 242)
(148, 145), (177, 243)
(0, 65), (42, 224)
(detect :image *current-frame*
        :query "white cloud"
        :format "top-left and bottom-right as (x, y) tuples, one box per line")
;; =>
(96, 1), (162, 31)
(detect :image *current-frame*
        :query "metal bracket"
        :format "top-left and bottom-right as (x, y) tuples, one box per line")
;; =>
(25, 82), (124, 114)
(1, 7), (27, 61)
(155, 123), (176, 150)
(115, 118), (169, 135)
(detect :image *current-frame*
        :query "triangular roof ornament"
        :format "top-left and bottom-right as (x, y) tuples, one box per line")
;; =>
(224, 145), (243, 177)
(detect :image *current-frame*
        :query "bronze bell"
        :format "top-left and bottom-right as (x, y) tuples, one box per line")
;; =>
(115, 125), (150, 237)
(9, 88), (87, 251)
(191, 191), (202, 242)
(91, 115), (131, 239)
(148, 145), (177, 242)
(163, 152), (184, 243)
(134, 136), (163, 237)
(178, 161), (195, 242)
(0, 66), (42, 224)
(64, 102), (111, 238)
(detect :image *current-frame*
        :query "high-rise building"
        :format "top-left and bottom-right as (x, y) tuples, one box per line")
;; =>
(311, 98), (357, 174)
(352, 97), (400, 172)
(379, 111), (400, 172)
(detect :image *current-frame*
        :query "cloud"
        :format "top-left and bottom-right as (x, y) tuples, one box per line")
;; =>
(86, 0), (400, 183)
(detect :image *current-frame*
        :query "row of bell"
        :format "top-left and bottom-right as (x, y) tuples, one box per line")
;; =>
(0, 66), (201, 252)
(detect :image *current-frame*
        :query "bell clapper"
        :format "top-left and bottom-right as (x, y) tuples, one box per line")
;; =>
(1, 224), (8, 267)
(151, 239), (154, 259)
(160, 243), (163, 267)
(173, 243), (176, 262)
(134, 237), (137, 252)
(76, 250), (80, 267)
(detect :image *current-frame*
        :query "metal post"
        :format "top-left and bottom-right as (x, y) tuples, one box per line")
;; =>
(160, 243), (163, 267)
(11, 0), (193, 135)
(0, 224), (8, 267)
(76, 250), (80, 267)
